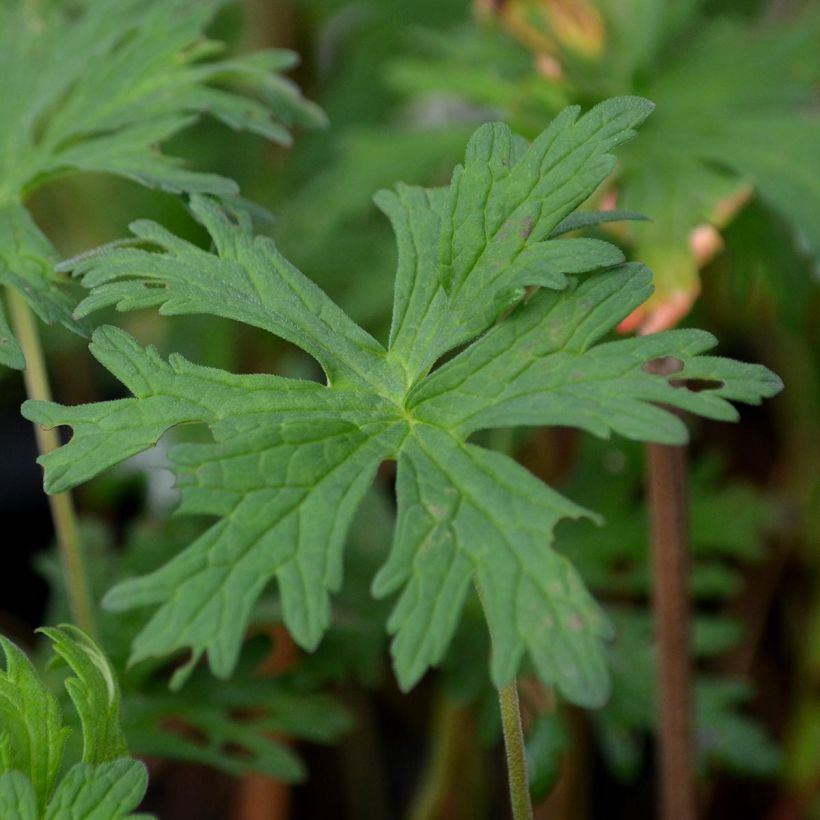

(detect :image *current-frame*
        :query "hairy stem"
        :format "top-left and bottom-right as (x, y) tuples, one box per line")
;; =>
(499, 680), (534, 820)
(647, 433), (696, 820)
(475, 579), (534, 820)
(7, 288), (98, 637)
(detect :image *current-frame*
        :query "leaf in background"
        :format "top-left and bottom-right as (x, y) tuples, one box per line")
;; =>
(592, 608), (780, 782)
(558, 441), (780, 599)
(393, 3), (820, 331)
(526, 711), (570, 801)
(0, 0), (323, 368)
(25, 99), (781, 708)
(37, 520), (353, 781)
(0, 629), (152, 818)
(123, 639), (351, 781)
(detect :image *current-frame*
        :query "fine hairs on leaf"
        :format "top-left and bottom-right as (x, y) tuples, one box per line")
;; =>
(0, 626), (152, 819)
(0, 0), (324, 369)
(24, 97), (783, 707)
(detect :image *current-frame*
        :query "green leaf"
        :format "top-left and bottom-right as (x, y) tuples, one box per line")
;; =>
(69, 196), (402, 394)
(25, 99), (782, 707)
(39, 625), (128, 765)
(0, 638), (68, 809)
(44, 760), (150, 820)
(0, 0), (322, 368)
(0, 771), (39, 820)
(526, 712), (570, 801)
(372, 424), (608, 703)
(0, 0), (322, 199)
(434, 97), (652, 353)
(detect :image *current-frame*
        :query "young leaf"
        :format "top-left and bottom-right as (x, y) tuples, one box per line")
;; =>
(39, 625), (129, 765)
(24, 98), (782, 707)
(0, 0), (323, 368)
(0, 628), (151, 818)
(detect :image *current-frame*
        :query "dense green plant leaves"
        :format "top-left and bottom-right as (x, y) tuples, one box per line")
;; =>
(0, 0), (323, 368)
(0, 628), (151, 818)
(25, 98), (782, 707)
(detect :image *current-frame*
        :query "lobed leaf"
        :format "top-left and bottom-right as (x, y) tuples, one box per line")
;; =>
(26, 99), (783, 707)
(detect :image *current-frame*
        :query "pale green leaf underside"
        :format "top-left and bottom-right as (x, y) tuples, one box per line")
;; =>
(25, 98), (782, 705)
(0, 0), (323, 367)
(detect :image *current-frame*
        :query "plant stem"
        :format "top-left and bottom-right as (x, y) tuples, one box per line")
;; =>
(647, 430), (696, 820)
(475, 580), (534, 820)
(499, 680), (534, 820)
(7, 288), (98, 637)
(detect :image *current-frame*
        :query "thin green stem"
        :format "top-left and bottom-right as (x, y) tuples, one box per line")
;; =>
(475, 579), (534, 820)
(7, 288), (98, 637)
(498, 680), (534, 820)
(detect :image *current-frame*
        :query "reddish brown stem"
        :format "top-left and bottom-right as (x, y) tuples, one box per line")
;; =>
(647, 434), (696, 820)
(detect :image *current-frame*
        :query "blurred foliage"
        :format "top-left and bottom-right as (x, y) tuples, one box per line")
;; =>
(36, 516), (352, 782)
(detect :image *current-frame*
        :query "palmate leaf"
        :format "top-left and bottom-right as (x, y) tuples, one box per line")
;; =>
(0, 627), (151, 819)
(24, 98), (782, 707)
(0, 0), (323, 369)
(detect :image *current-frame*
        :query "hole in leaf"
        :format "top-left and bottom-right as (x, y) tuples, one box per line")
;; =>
(669, 378), (724, 393)
(641, 356), (683, 376)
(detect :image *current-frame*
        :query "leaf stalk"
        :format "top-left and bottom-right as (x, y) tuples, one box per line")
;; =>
(7, 288), (98, 637)
(499, 679), (534, 820)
